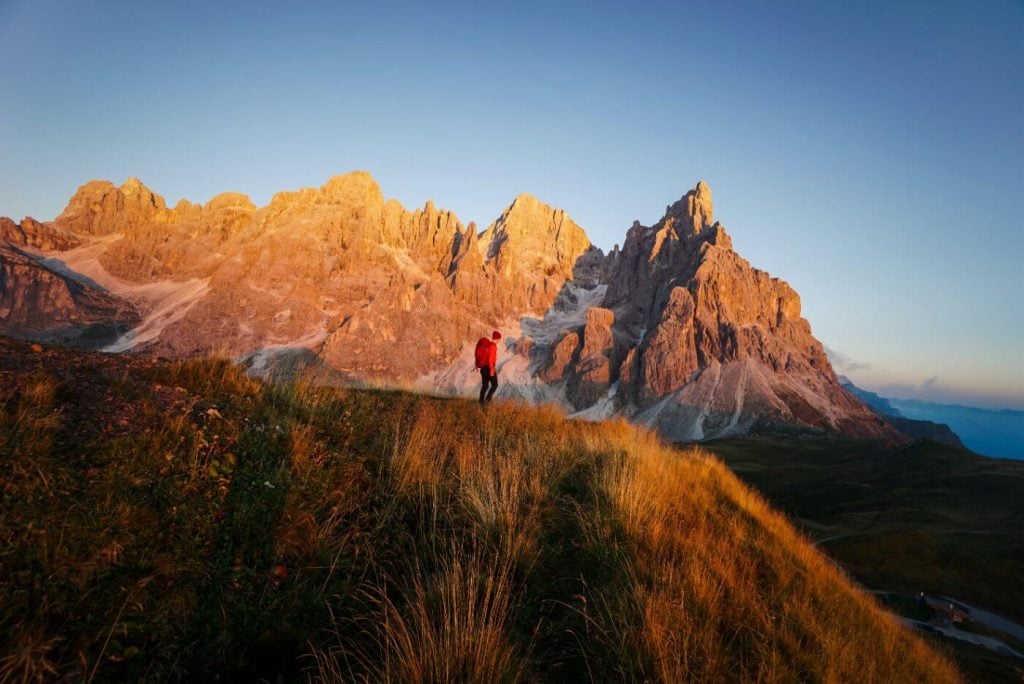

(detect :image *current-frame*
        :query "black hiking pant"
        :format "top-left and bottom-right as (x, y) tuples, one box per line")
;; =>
(479, 367), (498, 404)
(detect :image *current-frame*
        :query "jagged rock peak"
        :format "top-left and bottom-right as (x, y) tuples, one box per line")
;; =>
(503, 192), (576, 223)
(479, 192), (593, 284)
(55, 177), (168, 235)
(664, 180), (714, 234)
(509, 191), (542, 207)
(486, 192), (589, 247)
(263, 171), (386, 213)
(64, 177), (163, 208)
(0, 216), (80, 251)
(119, 176), (147, 194)
(117, 177), (166, 209)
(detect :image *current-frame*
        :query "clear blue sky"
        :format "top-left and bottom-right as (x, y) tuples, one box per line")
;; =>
(2, 0), (1022, 408)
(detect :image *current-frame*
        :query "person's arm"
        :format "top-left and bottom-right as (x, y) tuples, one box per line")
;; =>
(489, 342), (497, 374)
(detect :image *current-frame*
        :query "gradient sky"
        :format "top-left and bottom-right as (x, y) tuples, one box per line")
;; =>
(2, 0), (1022, 409)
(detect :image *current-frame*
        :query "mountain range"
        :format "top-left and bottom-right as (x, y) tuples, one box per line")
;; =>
(889, 398), (1024, 460)
(1, 172), (908, 443)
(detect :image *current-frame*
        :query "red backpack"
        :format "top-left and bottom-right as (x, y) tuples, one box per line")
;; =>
(474, 337), (493, 369)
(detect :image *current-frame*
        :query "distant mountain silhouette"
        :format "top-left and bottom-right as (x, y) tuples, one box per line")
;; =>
(840, 377), (965, 449)
(890, 398), (1024, 460)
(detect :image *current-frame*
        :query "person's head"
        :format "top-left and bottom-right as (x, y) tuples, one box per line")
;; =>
(492, 330), (502, 341)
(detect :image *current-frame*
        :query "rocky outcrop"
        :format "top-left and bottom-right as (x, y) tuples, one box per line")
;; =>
(55, 178), (170, 238)
(567, 307), (616, 405)
(0, 243), (138, 347)
(637, 287), (699, 400)
(4, 172), (591, 383)
(1, 216), (80, 251)
(560, 180), (901, 442)
(478, 193), (598, 315)
(1, 172), (905, 443)
(541, 332), (579, 383)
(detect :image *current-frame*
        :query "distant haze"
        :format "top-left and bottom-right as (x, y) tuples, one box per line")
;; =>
(890, 399), (1024, 461)
(1, 0), (1021, 410)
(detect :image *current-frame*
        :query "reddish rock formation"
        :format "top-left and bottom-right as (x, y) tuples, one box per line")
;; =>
(478, 193), (598, 315)
(0, 243), (138, 346)
(593, 181), (900, 442)
(0, 172), (903, 442)
(541, 332), (580, 383)
(2, 172), (591, 381)
(639, 286), (699, 400)
(1, 216), (80, 251)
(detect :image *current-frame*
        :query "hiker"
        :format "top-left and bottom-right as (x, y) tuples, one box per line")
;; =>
(475, 330), (501, 404)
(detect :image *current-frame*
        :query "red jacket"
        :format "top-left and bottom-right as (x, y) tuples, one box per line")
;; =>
(474, 337), (497, 373)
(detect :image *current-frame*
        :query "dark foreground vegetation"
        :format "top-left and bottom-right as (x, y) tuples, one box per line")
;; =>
(706, 437), (1024, 682)
(0, 338), (958, 681)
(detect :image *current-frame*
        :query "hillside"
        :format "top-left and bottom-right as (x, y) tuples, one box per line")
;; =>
(0, 338), (956, 681)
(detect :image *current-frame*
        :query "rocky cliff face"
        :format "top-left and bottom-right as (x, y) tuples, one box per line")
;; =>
(1, 173), (590, 379)
(518, 181), (899, 442)
(477, 193), (599, 314)
(1, 216), (80, 251)
(0, 173), (903, 442)
(0, 243), (138, 347)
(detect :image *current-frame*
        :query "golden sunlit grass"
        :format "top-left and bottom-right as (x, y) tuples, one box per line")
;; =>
(0, 349), (960, 682)
(305, 400), (958, 682)
(582, 419), (950, 681)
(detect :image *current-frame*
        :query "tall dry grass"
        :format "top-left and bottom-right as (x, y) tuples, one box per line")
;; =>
(0, 373), (60, 495)
(317, 402), (580, 681)
(583, 418), (957, 682)
(312, 399), (959, 683)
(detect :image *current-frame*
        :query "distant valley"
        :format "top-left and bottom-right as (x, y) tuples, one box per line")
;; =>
(707, 436), (1024, 681)
(889, 399), (1024, 461)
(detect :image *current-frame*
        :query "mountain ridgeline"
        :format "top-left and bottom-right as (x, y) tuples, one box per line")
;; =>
(0, 173), (902, 443)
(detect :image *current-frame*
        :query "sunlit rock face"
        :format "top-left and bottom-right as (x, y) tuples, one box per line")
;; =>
(1, 216), (80, 251)
(516, 180), (898, 442)
(0, 172), (901, 442)
(478, 192), (598, 315)
(0, 172), (591, 380)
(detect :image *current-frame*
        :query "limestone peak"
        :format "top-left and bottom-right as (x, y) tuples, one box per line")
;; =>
(320, 171), (383, 205)
(663, 180), (714, 235)
(120, 177), (148, 195)
(204, 192), (256, 213)
(482, 192), (590, 256)
(510, 191), (541, 207)
(4, 171), (906, 444)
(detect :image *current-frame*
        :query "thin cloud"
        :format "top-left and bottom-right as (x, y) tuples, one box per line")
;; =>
(875, 377), (950, 401)
(823, 346), (871, 374)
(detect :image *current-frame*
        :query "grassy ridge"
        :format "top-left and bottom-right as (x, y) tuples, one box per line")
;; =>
(0, 341), (958, 681)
